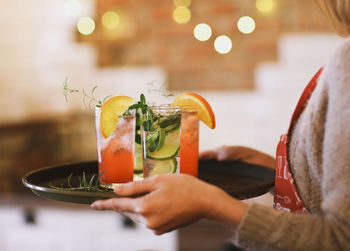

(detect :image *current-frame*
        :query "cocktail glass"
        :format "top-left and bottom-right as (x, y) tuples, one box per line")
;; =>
(140, 105), (199, 177)
(95, 106), (136, 188)
(179, 107), (199, 176)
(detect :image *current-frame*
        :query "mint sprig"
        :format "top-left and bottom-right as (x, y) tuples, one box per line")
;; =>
(127, 94), (148, 113)
(125, 94), (156, 145)
(127, 94), (181, 154)
(126, 93), (154, 130)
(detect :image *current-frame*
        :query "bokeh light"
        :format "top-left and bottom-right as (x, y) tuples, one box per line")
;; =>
(173, 7), (191, 24)
(102, 11), (120, 29)
(64, 0), (81, 17)
(193, 23), (212, 41)
(174, 0), (191, 7)
(214, 35), (232, 54)
(77, 17), (95, 35)
(237, 16), (256, 34)
(256, 0), (275, 12)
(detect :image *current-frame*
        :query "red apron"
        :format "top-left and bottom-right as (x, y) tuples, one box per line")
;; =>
(273, 68), (323, 214)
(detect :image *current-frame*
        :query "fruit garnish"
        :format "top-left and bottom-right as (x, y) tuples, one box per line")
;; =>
(173, 92), (216, 129)
(147, 129), (180, 160)
(99, 96), (135, 138)
(148, 158), (178, 176)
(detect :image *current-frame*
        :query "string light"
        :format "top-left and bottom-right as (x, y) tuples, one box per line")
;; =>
(237, 16), (256, 34)
(193, 23), (212, 41)
(77, 17), (95, 35)
(214, 35), (232, 54)
(102, 11), (120, 29)
(256, 0), (275, 13)
(173, 7), (191, 24)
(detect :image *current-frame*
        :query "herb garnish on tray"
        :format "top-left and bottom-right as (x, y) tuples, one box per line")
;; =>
(50, 172), (113, 193)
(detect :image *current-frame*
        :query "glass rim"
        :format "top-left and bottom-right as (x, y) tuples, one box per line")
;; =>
(148, 104), (197, 110)
(148, 104), (180, 109)
(95, 103), (197, 112)
(94, 105), (136, 116)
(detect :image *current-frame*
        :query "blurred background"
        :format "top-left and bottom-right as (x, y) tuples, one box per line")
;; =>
(0, 0), (344, 250)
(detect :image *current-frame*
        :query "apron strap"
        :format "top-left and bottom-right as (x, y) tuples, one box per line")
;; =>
(287, 67), (323, 135)
(274, 67), (323, 214)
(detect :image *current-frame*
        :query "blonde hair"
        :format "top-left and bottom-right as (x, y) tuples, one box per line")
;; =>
(316, 0), (350, 36)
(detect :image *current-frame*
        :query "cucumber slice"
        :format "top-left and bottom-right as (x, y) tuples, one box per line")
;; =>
(147, 129), (180, 160)
(156, 128), (166, 150)
(164, 122), (180, 132)
(134, 143), (143, 174)
(149, 158), (178, 176)
(159, 114), (180, 130)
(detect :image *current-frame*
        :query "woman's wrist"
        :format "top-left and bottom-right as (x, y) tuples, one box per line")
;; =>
(201, 185), (248, 229)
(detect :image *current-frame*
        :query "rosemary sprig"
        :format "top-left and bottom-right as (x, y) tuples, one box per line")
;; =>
(50, 172), (113, 193)
(63, 78), (111, 109)
(147, 80), (174, 98)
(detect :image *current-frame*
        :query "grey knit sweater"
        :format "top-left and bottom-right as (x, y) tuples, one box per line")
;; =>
(233, 37), (350, 250)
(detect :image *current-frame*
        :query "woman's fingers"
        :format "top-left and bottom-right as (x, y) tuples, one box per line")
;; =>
(91, 199), (148, 224)
(122, 212), (147, 224)
(199, 145), (231, 160)
(114, 176), (157, 196)
(90, 174), (234, 235)
(200, 145), (249, 162)
(91, 197), (140, 213)
(199, 149), (218, 159)
(91, 176), (162, 213)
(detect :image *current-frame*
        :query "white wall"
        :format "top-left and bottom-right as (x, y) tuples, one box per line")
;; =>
(0, 0), (343, 156)
(0, 0), (167, 122)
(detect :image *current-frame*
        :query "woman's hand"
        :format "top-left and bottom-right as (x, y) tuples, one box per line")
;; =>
(199, 145), (276, 169)
(91, 174), (247, 235)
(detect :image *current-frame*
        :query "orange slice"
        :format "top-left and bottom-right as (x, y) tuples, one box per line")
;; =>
(173, 92), (215, 129)
(99, 96), (135, 138)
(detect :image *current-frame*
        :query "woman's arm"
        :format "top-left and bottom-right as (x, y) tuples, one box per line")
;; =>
(233, 39), (350, 250)
(91, 174), (248, 235)
(200, 145), (276, 169)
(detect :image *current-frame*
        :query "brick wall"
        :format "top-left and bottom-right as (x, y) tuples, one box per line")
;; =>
(80, 0), (333, 90)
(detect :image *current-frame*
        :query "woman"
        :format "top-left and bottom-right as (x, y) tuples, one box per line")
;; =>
(91, 0), (350, 249)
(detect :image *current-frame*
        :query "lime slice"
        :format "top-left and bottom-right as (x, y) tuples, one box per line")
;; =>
(147, 144), (179, 160)
(134, 143), (143, 174)
(149, 158), (177, 176)
(147, 129), (180, 160)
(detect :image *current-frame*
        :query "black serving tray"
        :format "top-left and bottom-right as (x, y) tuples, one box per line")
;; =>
(23, 160), (275, 204)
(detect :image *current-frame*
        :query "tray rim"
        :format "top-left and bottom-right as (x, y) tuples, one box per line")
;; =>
(23, 160), (275, 203)
(22, 161), (118, 199)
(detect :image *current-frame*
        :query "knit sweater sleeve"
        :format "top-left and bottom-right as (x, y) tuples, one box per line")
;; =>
(232, 38), (350, 250)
